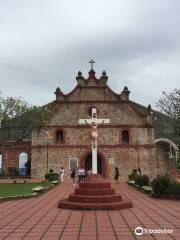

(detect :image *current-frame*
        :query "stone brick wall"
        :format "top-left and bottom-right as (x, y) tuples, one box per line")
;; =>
(31, 81), (165, 179)
(32, 126), (155, 146)
(0, 74), (173, 180)
(31, 145), (157, 179)
(2, 141), (31, 175)
(48, 102), (146, 125)
(155, 142), (172, 175)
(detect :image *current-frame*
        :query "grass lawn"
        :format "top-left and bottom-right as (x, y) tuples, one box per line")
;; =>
(0, 182), (51, 198)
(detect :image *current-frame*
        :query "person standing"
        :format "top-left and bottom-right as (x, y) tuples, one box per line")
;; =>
(59, 166), (64, 183)
(77, 167), (83, 183)
(71, 169), (76, 184)
(82, 168), (87, 181)
(114, 167), (120, 184)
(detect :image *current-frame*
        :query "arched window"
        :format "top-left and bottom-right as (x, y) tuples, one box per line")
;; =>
(122, 130), (129, 144)
(0, 153), (2, 175)
(56, 130), (64, 144)
(88, 106), (98, 117)
(19, 152), (28, 176)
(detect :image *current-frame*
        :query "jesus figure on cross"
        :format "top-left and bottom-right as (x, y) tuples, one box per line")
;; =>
(79, 107), (110, 174)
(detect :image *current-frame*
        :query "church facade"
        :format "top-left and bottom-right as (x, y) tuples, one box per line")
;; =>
(1, 66), (179, 180)
(31, 68), (159, 179)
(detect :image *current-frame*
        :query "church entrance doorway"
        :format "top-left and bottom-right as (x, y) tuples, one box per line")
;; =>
(81, 152), (107, 177)
(84, 153), (102, 175)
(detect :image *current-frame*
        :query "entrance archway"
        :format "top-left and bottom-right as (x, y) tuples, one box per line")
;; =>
(80, 151), (107, 177)
(155, 138), (178, 165)
(84, 153), (102, 175)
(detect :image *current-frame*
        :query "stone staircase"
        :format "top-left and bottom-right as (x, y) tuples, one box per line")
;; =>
(58, 174), (133, 210)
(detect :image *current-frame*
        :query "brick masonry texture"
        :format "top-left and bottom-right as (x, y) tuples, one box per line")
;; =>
(2, 72), (174, 179)
(0, 180), (179, 239)
(31, 74), (160, 179)
(2, 142), (31, 175)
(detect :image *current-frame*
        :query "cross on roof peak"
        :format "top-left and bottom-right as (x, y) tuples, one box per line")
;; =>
(89, 59), (95, 70)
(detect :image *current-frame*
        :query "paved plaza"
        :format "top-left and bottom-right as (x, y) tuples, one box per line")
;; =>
(0, 180), (180, 240)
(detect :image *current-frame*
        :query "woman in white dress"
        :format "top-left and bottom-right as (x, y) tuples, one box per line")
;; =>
(59, 166), (64, 183)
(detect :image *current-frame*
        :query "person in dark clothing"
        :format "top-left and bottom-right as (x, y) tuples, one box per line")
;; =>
(70, 169), (76, 183)
(114, 167), (120, 184)
(82, 169), (88, 181)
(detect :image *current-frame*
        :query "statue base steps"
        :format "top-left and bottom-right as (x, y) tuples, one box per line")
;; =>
(58, 174), (133, 210)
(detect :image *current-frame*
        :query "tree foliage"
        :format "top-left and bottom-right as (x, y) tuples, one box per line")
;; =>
(19, 105), (52, 138)
(0, 97), (29, 123)
(156, 89), (180, 135)
(156, 89), (180, 119)
(0, 96), (51, 140)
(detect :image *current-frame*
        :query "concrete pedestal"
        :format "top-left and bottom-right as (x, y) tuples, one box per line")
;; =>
(58, 174), (133, 210)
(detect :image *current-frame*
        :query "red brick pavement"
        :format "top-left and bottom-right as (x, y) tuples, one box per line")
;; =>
(0, 180), (179, 240)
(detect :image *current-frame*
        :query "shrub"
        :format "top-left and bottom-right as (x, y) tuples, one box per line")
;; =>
(176, 164), (180, 169)
(135, 175), (150, 187)
(165, 180), (180, 195)
(45, 173), (59, 182)
(151, 175), (170, 195)
(128, 171), (138, 181)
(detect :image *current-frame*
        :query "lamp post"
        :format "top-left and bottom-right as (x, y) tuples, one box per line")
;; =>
(136, 140), (140, 171)
(175, 144), (180, 168)
(46, 143), (49, 174)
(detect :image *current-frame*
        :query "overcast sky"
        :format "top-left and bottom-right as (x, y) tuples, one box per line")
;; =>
(0, 0), (180, 109)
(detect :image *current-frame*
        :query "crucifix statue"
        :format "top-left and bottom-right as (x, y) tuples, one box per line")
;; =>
(79, 107), (110, 174)
(89, 59), (95, 70)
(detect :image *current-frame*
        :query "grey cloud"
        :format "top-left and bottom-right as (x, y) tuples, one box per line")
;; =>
(0, 0), (180, 108)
